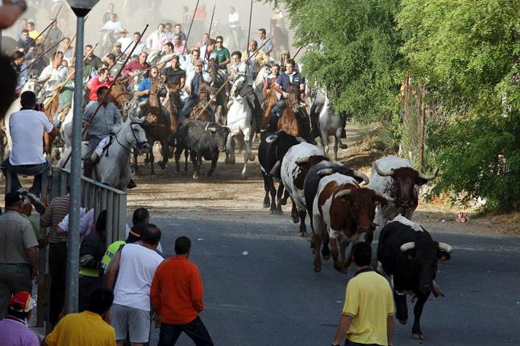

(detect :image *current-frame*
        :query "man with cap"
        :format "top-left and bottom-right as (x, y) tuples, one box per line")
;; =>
(0, 291), (39, 346)
(117, 28), (132, 51)
(0, 191), (39, 319)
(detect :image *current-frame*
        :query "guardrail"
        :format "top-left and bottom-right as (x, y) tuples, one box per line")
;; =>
(4, 167), (127, 329)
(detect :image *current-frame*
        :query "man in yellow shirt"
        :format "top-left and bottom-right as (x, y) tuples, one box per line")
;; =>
(43, 287), (116, 346)
(27, 21), (39, 40)
(332, 242), (394, 346)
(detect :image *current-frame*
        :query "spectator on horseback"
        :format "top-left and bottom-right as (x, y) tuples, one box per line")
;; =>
(51, 68), (75, 128)
(102, 2), (117, 24)
(228, 6), (242, 50)
(100, 12), (121, 36)
(82, 86), (122, 178)
(242, 40), (270, 78)
(122, 51), (150, 87)
(181, 60), (213, 122)
(1, 91), (56, 199)
(87, 68), (112, 102)
(16, 29), (33, 51)
(174, 23), (187, 43)
(182, 48), (202, 81)
(172, 34), (185, 56)
(84, 44), (103, 80)
(147, 24), (166, 56)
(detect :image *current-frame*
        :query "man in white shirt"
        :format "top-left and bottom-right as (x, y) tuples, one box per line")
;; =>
(128, 31), (146, 56)
(116, 28), (132, 52)
(228, 6), (242, 50)
(1, 91), (56, 199)
(146, 23), (166, 54)
(39, 52), (68, 98)
(105, 224), (164, 346)
(100, 12), (121, 34)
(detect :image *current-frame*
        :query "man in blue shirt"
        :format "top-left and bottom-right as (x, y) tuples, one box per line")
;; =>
(269, 59), (304, 132)
(136, 67), (161, 103)
(180, 60), (214, 122)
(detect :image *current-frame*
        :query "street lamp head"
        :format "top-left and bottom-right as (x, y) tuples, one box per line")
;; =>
(67, 0), (100, 17)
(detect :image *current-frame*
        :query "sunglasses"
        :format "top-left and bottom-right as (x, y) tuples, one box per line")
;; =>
(216, 41), (223, 43)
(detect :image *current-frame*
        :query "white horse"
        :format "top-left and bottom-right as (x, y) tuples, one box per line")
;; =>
(225, 74), (255, 177)
(60, 99), (74, 151)
(253, 65), (271, 106)
(4, 78), (42, 152)
(57, 115), (150, 191)
(318, 96), (347, 161)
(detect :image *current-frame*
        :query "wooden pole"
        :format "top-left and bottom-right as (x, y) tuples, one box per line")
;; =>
(24, 6), (62, 53)
(18, 37), (68, 75)
(182, 0), (200, 55)
(204, 0), (217, 61)
(418, 85), (426, 171)
(246, 0), (254, 54)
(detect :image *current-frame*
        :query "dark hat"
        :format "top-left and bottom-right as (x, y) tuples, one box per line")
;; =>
(5, 191), (24, 206)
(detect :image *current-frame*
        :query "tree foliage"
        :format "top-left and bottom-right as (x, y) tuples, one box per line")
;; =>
(269, 0), (520, 211)
(268, 0), (405, 123)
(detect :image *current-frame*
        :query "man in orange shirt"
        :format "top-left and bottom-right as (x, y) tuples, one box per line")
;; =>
(151, 236), (213, 346)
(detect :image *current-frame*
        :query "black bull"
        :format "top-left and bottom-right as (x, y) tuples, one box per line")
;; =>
(377, 218), (452, 340)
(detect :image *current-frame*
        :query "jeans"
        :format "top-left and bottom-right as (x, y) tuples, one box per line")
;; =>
(158, 316), (214, 346)
(1, 158), (50, 195)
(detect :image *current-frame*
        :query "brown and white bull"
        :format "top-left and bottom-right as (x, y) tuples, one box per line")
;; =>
(368, 155), (438, 232)
(280, 142), (329, 236)
(312, 173), (393, 272)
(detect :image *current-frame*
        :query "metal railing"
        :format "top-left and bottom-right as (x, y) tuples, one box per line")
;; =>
(51, 168), (127, 244)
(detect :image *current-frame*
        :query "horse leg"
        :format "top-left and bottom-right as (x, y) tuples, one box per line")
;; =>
(242, 139), (253, 177)
(133, 150), (139, 175)
(262, 172), (271, 208)
(274, 182), (284, 215)
(225, 134), (236, 164)
(338, 119), (348, 149)
(149, 146), (155, 176)
(320, 129), (329, 158)
(184, 149), (189, 172)
(159, 140), (168, 170)
(299, 209), (307, 236)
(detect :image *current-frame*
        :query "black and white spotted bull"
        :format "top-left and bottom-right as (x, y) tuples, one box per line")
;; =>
(174, 121), (230, 180)
(258, 131), (303, 214)
(368, 155), (438, 231)
(304, 161), (369, 261)
(377, 215), (452, 340)
(280, 142), (328, 236)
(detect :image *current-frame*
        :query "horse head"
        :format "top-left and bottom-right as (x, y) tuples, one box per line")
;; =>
(231, 74), (248, 98)
(126, 115), (151, 155)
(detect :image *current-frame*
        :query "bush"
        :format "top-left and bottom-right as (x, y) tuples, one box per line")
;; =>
(429, 100), (520, 212)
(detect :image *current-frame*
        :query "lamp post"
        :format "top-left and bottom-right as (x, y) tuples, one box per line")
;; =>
(65, 0), (99, 314)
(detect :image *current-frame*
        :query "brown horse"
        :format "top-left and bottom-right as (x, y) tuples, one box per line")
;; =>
(135, 79), (171, 176)
(110, 81), (132, 117)
(207, 59), (229, 124)
(277, 86), (301, 137)
(262, 83), (278, 130)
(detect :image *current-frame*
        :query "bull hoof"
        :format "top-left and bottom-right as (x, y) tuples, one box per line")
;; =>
(206, 171), (213, 178)
(313, 264), (322, 273)
(291, 215), (299, 224)
(193, 173), (199, 180)
(339, 143), (348, 149)
(271, 209), (283, 215)
(281, 199), (288, 206)
(398, 319), (407, 325)
(412, 333), (425, 340)
(263, 202), (270, 208)
(159, 162), (166, 170)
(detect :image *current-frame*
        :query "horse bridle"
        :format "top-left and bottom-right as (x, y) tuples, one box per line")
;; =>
(116, 121), (149, 153)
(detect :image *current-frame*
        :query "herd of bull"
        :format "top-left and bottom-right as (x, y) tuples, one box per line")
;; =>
(258, 130), (453, 340)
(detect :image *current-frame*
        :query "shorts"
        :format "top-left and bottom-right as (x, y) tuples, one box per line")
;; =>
(110, 303), (151, 343)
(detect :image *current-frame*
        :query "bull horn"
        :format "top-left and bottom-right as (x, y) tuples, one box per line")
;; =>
(418, 168), (439, 181)
(266, 135), (278, 143)
(373, 162), (394, 177)
(400, 242), (415, 252)
(353, 171), (370, 185)
(438, 242), (452, 254)
(335, 189), (352, 199)
(317, 168), (334, 176)
(205, 123), (217, 132)
(296, 157), (309, 164)
(374, 191), (395, 203)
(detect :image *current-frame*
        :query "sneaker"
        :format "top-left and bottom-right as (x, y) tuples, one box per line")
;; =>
(27, 193), (46, 215)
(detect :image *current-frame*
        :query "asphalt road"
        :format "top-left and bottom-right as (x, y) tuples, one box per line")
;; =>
(147, 216), (520, 346)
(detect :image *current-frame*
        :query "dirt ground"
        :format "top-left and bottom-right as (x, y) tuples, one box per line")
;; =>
(128, 123), (519, 238)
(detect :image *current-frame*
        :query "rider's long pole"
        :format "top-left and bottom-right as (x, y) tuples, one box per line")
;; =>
(246, 0), (254, 54)
(204, 0), (217, 61)
(182, 0), (200, 55)
(65, 14), (85, 315)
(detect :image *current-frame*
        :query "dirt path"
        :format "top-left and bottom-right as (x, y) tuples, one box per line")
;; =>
(128, 123), (519, 238)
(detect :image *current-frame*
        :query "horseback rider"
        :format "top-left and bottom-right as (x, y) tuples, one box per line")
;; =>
(50, 68), (74, 128)
(214, 36), (231, 73)
(262, 63), (280, 101)
(256, 28), (273, 56)
(161, 56), (186, 131)
(38, 51), (68, 100)
(229, 51), (263, 129)
(82, 86), (122, 178)
(182, 48), (202, 81)
(269, 59), (305, 131)
(242, 40), (270, 78)
(11, 51), (28, 95)
(122, 51), (150, 88)
(181, 60), (213, 122)
(87, 68), (112, 102)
